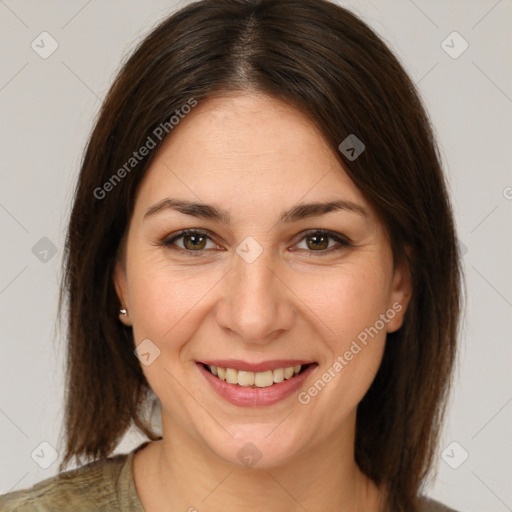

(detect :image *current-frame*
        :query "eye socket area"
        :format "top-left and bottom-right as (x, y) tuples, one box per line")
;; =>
(166, 229), (220, 252)
(292, 229), (352, 253)
(159, 228), (353, 256)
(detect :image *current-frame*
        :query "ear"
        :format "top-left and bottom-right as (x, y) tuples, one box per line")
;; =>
(113, 260), (132, 326)
(386, 250), (413, 333)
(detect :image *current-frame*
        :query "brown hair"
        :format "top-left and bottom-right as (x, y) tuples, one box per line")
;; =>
(59, 1), (462, 510)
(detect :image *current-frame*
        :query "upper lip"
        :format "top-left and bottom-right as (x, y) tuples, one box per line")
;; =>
(199, 359), (316, 372)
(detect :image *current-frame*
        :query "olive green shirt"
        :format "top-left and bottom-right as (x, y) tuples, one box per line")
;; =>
(0, 442), (459, 511)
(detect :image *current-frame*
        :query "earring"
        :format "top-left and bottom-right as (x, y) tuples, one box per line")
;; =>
(118, 308), (131, 326)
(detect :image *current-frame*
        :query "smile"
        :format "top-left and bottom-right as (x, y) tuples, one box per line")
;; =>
(197, 360), (318, 407)
(205, 364), (306, 388)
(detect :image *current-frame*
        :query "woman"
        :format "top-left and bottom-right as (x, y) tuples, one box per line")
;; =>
(0, 0), (462, 510)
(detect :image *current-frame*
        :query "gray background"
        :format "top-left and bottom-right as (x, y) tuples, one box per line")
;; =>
(1, 1), (511, 510)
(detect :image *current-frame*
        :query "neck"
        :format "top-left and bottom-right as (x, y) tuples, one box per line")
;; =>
(133, 410), (382, 512)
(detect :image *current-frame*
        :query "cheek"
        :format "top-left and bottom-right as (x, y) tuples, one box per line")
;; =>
(291, 263), (391, 432)
(293, 261), (392, 349)
(126, 254), (224, 346)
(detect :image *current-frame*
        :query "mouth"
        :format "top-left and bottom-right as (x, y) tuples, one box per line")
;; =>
(196, 360), (318, 407)
(202, 362), (311, 388)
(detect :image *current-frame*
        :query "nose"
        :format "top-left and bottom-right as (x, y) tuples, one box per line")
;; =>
(215, 247), (296, 345)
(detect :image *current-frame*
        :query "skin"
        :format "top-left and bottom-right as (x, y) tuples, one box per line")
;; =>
(114, 92), (412, 511)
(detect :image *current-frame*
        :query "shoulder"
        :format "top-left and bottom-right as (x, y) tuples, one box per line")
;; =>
(0, 453), (130, 512)
(418, 495), (461, 512)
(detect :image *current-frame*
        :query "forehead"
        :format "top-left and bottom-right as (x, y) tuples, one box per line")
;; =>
(135, 93), (372, 217)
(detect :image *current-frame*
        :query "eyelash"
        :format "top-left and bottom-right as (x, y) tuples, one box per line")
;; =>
(161, 228), (353, 257)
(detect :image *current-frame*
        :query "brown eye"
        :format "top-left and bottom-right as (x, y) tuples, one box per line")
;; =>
(164, 229), (217, 253)
(305, 233), (330, 251)
(163, 228), (351, 257)
(182, 232), (207, 250)
(295, 230), (352, 255)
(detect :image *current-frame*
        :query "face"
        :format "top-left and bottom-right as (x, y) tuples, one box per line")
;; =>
(114, 93), (411, 467)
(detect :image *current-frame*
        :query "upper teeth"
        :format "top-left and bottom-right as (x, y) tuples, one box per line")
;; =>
(208, 365), (302, 388)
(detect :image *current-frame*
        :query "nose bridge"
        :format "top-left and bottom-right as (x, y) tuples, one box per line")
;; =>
(216, 241), (294, 342)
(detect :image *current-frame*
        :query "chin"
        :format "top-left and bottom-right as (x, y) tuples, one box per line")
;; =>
(203, 423), (304, 469)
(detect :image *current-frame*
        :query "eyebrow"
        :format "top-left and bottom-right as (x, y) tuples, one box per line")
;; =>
(144, 198), (368, 224)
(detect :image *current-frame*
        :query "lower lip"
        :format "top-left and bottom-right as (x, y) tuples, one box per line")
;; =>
(197, 363), (317, 407)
